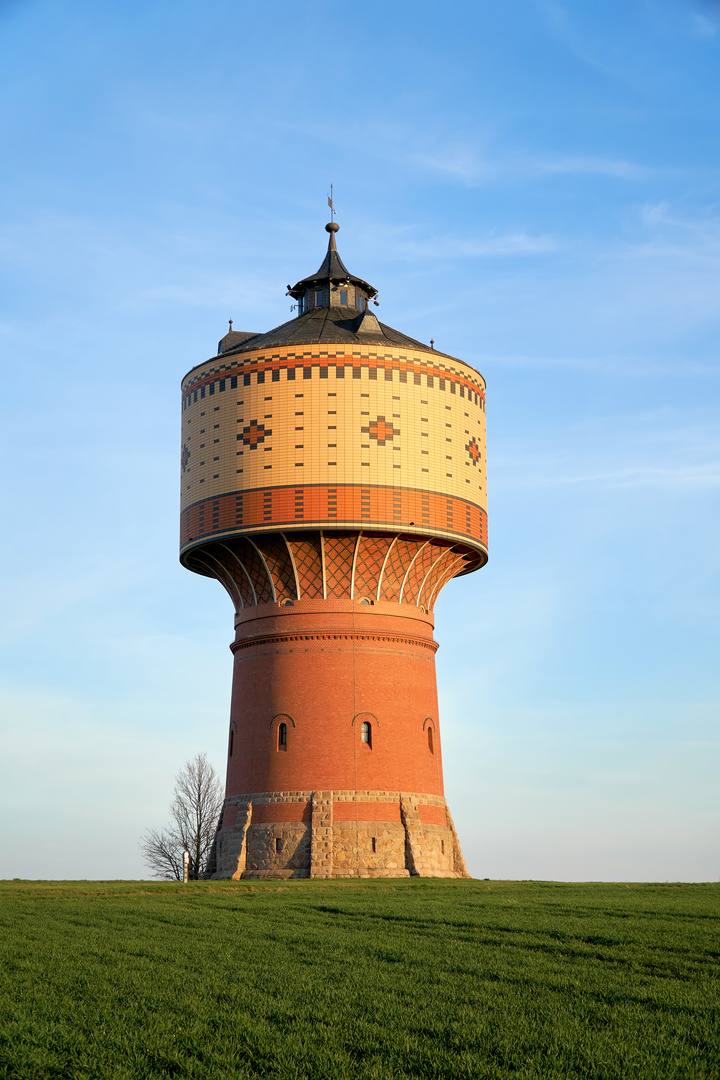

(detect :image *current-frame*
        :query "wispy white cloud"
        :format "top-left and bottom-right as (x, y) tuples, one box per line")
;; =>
(532, 0), (639, 81)
(128, 276), (278, 312)
(550, 462), (720, 490)
(458, 232), (559, 256)
(531, 155), (647, 179)
(481, 351), (714, 377)
(391, 229), (559, 260)
(439, 200), (720, 368)
(496, 457), (720, 493)
(362, 123), (496, 185)
(495, 413), (720, 493)
(641, 200), (720, 240)
(384, 138), (648, 186)
(406, 143), (495, 184)
(691, 11), (719, 38)
(305, 114), (650, 187)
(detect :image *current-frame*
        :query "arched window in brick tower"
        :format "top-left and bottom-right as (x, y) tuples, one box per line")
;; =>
(424, 717), (435, 754)
(353, 712), (379, 750)
(271, 713), (294, 752)
(229, 729), (234, 757)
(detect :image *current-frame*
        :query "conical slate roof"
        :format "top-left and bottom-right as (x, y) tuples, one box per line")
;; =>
(219, 306), (430, 354)
(218, 222), (437, 357)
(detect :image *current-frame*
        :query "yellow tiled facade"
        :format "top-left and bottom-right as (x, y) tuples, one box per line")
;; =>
(179, 344), (487, 559)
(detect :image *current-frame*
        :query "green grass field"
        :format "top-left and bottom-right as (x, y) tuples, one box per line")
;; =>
(0, 879), (717, 1079)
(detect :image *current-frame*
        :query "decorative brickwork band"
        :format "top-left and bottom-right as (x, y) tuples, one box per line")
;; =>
(181, 346), (486, 409)
(230, 631), (438, 655)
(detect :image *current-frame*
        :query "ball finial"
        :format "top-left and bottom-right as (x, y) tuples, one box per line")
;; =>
(325, 221), (340, 234)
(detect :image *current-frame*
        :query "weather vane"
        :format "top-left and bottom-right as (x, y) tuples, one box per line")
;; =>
(327, 184), (336, 223)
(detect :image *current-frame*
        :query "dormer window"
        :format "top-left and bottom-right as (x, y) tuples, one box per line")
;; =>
(314, 289), (323, 307)
(340, 290), (347, 306)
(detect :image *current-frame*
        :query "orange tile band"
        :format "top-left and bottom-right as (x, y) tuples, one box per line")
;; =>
(180, 483), (488, 554)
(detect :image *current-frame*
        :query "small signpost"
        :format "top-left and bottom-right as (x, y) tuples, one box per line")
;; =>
(182, 848), (189, 884)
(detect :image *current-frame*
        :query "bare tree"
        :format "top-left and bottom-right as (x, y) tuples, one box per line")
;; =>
(141, 752), (224, 880)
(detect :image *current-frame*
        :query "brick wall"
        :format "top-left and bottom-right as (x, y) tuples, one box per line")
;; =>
(225, 599), (446, 799)
(213, 789), (468, 880)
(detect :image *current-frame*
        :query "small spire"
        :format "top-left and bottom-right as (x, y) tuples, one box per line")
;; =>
(430, 338), (435, 350)
(325, 220), (339, 251)
(286, 217), (377, 305)
(229, 319), (233, 331)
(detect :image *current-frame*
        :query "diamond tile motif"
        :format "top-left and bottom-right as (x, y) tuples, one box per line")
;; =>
(211, 542), (256, 607)
(235, 538), (274, 604)
(417, 546), (459, 611)
(401, 542), (436, 605)
(193, 547), (244, 610)
(427, 552), (468, 610)
(379, 538), (425, 602)
(285, 533), (323, 598)
(323, 533), (357, 598)
(254, 534), (297, 602)
(354, 535), (394, 599)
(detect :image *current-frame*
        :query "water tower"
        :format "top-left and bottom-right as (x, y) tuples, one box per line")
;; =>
(179, 221), (487, 878)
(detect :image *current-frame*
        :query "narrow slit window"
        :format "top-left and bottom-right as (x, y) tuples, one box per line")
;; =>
(371, 837), (376, 853)
(229, 729), (234, 757)
(275, 837), (283, 853)
(361, 720), (372, 747)
(278, 722), (287, 749)
(427, 728), (434, 753)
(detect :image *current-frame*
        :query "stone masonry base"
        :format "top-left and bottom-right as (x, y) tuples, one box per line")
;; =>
(210, 790), (469, 880)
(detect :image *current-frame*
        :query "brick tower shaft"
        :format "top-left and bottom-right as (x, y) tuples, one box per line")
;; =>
(180, 222), (487, 878)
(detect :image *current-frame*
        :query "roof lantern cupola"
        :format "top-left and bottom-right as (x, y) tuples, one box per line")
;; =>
(214, 218), (437, 356)
(287, 222), (377, 316)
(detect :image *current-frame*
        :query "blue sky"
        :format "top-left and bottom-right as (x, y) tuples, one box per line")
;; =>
(1, 0), (718, 881)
